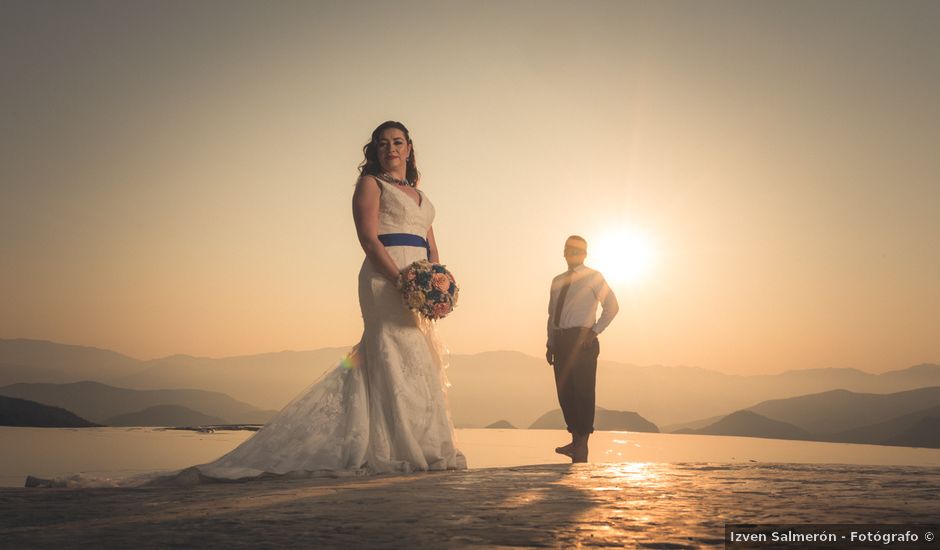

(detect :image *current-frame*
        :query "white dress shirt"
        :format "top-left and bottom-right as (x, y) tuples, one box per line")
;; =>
(546, 264), (619, 347)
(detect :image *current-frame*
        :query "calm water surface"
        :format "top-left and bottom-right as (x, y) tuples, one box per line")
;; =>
(2, 427), (939, 487)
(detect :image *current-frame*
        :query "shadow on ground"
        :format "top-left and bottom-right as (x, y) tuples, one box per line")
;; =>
(2, 462), (939, 548)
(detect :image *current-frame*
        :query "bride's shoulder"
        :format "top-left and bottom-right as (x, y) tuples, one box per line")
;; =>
(355, 174), (384, 192)
(352, 175), (384, 207)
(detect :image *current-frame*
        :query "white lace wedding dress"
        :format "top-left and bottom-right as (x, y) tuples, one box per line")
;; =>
(28, 177), (466, 487)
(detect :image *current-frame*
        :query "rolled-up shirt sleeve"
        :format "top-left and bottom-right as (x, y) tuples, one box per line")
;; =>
(590, 275), (619, 335)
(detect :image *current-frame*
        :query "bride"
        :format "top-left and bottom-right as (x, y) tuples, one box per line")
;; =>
(27, 121), (466, 487)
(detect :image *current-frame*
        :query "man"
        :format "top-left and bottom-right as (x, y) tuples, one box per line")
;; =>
(546, 235), (619, 463)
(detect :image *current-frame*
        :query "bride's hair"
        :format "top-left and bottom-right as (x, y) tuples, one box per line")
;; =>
(358, 121), (420, 185)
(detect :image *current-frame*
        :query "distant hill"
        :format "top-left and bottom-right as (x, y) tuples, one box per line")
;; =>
(0, 381), (267, 424)
(0, 364), (71, 386)
(0, 395), (99, 427)
(747, 387), (940, 433)
(663, 415), (724, 433)
(104, 405), (227, 427)
(3, 338), (938, 428)
(115, 348), (349, 410)
(879, 364), (940, 389)
(829, 405), (940, 447)
(676, 410), (811, 440)
(0, 339), (147, 384)
(672, 392), (940, 449)
(484, 420), (516, 429)
(883, 416), (940, 448)
(529, 407), (659, 432)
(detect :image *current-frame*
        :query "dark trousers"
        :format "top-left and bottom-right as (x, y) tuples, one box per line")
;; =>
(552, 327), (599, 435)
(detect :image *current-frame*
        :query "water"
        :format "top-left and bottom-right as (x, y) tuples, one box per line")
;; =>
(2, 427), (939, 487)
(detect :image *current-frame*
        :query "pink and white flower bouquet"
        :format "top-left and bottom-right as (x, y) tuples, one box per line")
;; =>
(398, 260), (459, 320)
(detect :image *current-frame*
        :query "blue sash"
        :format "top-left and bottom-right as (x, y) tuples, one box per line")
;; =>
(378, 233), (430, 260)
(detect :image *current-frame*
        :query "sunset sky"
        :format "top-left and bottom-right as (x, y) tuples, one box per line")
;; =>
(2, 0), (937, 375)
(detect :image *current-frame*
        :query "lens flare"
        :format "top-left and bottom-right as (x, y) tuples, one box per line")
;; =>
(590, 229), (657, 286)
(340, 352), (362, 370)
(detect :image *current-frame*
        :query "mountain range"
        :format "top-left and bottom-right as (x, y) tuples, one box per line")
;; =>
(446, 351), (940, 428)
(0, 381), (274, 425)
(103, 405), (228, 427)
(529, 407), (660, 432)
(2, 338), (938, 437)
(746, 386), (940, 434)
(675, 410), (811, 440)
(0, 339), (347, 411)
(675, 387), (940, 448)
(0, 395), (99, 428)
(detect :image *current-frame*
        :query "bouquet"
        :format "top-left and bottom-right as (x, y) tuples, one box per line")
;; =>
(398, 260), (459, 320)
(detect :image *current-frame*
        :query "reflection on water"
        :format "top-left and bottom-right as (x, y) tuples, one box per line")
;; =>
(545, 461), (940, 546)
(1, 427), (939, 487)
(596, 462), (662, 487)
(458, 429), (940, 468)
(0, 427), (254, 487)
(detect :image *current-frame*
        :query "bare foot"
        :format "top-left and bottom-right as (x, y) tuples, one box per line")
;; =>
(571, 445), (589, 463)
(555, 442), (575, 457)
(571, 434), (590, 463)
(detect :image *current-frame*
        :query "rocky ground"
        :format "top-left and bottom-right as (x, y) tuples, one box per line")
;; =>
(1, 461), (938, 548)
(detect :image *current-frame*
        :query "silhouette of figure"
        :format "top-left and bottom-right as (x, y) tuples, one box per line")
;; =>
(546, 235), (619, 463)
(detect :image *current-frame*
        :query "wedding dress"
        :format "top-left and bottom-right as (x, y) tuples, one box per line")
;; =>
(26, 177), (466, 487)
(190, 177), (467, 479)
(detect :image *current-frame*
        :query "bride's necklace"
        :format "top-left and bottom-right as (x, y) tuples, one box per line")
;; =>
(379, 172), (414, 187)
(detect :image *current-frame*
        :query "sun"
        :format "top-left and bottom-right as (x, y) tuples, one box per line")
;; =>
(589, 229), (657, 286)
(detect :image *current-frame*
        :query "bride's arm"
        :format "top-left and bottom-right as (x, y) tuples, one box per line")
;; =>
(352, 176), (401, 282)
(426, 226), (440, 263)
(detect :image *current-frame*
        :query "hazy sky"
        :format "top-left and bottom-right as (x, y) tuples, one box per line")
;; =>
(2, 0), (938, 374)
